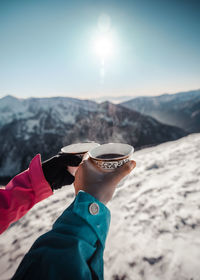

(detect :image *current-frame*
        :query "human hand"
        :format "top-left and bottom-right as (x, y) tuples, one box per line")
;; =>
(42, 153), (82, 191)
(74, 158), (136, 204)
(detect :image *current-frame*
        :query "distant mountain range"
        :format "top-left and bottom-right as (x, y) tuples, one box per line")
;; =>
(0, 95), (186, 180)
(121, 89), (200, 133)
(93, 95), (134, 104)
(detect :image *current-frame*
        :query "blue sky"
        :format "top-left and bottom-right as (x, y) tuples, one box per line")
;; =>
(0, 0), (199, 99)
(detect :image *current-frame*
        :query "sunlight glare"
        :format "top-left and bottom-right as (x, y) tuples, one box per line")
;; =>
(94, 34), (114, 60)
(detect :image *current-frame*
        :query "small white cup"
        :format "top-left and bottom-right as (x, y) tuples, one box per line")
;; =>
(88, 143), (134, 170)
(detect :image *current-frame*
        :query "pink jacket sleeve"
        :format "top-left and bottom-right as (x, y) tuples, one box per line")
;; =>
(0, 154), (53, 234)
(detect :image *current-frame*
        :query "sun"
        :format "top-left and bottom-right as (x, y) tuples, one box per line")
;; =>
(93, 34), (114, 60)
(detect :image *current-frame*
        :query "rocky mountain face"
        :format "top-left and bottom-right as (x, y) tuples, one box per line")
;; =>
(66, 101), (186, 147)
(121, 89), (200, 133)
(0, 96), (186, 180)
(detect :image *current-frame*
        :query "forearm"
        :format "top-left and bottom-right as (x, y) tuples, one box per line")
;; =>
(0, 155), (52, 234)
(12, 191), (111, 280)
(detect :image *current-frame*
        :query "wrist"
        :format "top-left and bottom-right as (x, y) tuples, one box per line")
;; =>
(75, 189), (109, 205)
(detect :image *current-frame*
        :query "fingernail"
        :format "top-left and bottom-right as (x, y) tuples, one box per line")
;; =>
(129, 160), (136, 168)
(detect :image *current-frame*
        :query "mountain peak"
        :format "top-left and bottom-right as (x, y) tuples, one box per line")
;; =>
(1, 95), (17, 100)
(99, 100), (116, 109)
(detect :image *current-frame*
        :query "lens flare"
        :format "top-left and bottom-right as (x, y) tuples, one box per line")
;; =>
(94, 34), (114, 60)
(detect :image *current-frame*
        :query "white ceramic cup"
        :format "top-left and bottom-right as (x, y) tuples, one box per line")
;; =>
(61, 142), (100, 175)
(88, 143), (134, 170)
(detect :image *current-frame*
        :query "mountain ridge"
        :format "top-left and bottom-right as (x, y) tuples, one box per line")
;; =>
(0, 96), (187, 179)
(121, 89), (200, 132)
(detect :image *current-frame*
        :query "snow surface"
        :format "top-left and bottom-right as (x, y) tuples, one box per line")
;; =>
(0, 133), (200, 280)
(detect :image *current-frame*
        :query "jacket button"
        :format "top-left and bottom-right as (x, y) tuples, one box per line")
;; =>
(89, 203), (99, 215)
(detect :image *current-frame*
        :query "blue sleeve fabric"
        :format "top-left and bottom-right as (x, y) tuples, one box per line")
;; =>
(11, 191), (111, 280)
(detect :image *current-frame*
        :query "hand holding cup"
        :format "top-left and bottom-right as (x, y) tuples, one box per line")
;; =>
(74, 158), (136, 205)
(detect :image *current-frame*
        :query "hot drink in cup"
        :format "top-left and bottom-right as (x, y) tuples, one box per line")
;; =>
(61, 142), (100, 175)
(88, 143), (134, 169)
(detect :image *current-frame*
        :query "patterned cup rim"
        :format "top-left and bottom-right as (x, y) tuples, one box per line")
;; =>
(90, 153), (131, 161)
(88, 143), (134, 161)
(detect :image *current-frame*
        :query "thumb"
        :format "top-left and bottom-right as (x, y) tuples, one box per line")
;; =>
(111, 160), (136, 182)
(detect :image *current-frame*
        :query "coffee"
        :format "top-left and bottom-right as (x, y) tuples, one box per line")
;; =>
(96, 153), (124, 159)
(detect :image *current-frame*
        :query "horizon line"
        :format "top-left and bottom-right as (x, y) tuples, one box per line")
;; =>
(0, 87), (200, 101)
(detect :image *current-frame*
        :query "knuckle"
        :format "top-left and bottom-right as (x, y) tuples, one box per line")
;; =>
(124, 161), (135, 172)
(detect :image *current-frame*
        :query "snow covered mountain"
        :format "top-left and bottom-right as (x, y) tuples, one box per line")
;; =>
(121, 89), (200, 133)
(0, 133), (200, 280)
(0, 95), (98, 128)
(0, 96), (186, 179)
(0, 95), (97, 179)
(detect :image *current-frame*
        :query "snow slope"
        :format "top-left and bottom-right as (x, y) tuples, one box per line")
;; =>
(0, 133), (200, 280)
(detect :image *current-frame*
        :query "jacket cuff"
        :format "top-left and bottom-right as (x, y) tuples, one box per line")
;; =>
(29, 154), (53, 203)
(72, 191), (111, 248)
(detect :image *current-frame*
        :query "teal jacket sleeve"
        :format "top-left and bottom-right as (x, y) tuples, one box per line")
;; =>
(11, 191), (111, 280)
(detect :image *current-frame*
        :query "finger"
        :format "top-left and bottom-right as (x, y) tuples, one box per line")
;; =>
(58, 153), (82, 166)
(110, 160), (136, 182)
(67, 165), (79, 176)
(82, 152), (89, 161)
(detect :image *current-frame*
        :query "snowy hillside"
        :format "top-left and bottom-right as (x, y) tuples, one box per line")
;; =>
(0, 133), (200, 280)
